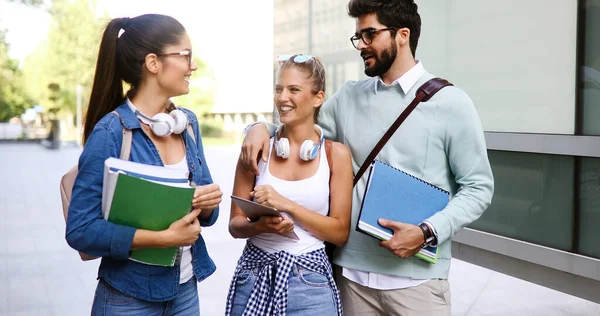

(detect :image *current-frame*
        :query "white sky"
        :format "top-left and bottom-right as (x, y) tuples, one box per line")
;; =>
(0, 0), (274, 113)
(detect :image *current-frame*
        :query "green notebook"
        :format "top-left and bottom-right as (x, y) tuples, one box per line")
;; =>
(107, 173), (195, 267)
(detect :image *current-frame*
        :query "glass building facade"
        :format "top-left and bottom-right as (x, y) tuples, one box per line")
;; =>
(274, 0), (600, 302)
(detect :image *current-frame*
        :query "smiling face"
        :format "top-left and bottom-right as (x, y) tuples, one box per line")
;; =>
(355, 13), (398, 77)
(274, 67), (323, 125)
(156, 32), (197, 97)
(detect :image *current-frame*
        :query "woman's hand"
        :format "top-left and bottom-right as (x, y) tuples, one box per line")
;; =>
(162, 209), (202, 247)
(255, 214), (295, 236)
(192, 183), (223, 210)
(251, 185), (295, 212)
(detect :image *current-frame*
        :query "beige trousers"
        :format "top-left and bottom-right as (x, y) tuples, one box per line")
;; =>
(335, 267), (451, 316)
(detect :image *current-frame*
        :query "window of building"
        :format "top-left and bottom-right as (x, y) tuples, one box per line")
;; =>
(575, 1), (600, 259)
(580, 1), (600, 135)
(469, 151), (575, 251)
(578, 157), (600, 258)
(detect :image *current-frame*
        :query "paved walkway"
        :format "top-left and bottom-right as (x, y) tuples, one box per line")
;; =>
(0, 143), (599, 315)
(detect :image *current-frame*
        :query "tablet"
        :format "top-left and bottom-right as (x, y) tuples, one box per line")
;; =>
(231, 195), (280, 219)
(231, 195), (299, 240)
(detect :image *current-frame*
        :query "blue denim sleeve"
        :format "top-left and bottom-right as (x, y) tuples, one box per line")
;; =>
(192, 120), (219, 227)
(65, 124), (136, 260)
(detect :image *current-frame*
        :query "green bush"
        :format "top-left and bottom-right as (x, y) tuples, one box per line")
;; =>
(199, 119), (223, 138)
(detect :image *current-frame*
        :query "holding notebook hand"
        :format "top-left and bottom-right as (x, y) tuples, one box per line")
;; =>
(161, 209), (203, 247)
(192, 183), (223, 216)
(377, 219), (424, 258)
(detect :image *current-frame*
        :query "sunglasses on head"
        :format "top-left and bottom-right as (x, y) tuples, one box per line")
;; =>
(276, 54), (314, 64)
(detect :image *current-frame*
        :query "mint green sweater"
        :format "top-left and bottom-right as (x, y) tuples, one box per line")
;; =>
(268, 71), (493, 279)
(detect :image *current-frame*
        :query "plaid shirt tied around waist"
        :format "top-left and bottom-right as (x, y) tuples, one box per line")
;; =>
(225, 241), (343, 316)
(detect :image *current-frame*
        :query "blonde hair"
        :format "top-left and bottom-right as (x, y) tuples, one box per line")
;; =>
(278, 55), (326, 122)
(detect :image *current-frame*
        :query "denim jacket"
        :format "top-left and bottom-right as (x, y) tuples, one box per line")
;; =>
(65, 102), (219, 302)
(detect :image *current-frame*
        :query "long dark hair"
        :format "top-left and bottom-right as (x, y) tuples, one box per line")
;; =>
(348, 0), (421, 57)
(83, 14), (186, 144)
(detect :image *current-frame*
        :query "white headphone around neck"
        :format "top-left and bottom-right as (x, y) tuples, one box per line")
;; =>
(274, 124), (325, 161)
(126, 98), (188, 137)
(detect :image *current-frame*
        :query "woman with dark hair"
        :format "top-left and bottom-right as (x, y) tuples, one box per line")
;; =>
(65, 14), (222, 315)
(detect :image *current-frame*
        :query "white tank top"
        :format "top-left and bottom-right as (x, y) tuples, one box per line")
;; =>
(249, 138), (330, 255)
(164, 155), (194, 284)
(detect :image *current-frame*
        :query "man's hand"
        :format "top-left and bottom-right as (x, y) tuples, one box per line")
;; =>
(378, 218), (425, 258)
(240, 124), (271, 176)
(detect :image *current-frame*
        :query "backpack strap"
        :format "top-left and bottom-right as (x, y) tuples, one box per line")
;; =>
(325, 140), (333, 186)
(186, 125), (196, 145)
(111, 111), (132, 160)
(323, 139), (337, 263)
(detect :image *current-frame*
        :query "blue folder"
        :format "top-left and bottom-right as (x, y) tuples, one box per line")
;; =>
(357, 160), (449, 263)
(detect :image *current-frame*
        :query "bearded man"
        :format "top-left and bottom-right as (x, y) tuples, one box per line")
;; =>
(241, 1), (494, 315)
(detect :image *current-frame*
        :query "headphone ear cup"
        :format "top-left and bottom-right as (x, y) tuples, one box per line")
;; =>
(275, 137), (290, 159)
(169, 109), (188, 134)
(299, 140), (318, 161)
(151, 113), (175, 137)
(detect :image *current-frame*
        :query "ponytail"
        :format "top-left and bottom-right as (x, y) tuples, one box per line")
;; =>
(83, 17), (128, 144)
(82, 14), (186, 144)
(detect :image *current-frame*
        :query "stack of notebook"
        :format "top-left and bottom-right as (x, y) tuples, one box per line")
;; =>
(103, 157), (195, 267)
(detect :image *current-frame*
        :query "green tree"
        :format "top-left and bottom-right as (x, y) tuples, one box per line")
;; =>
(6, 0), (43, 6)
(22, 0), (105, 114)
(0, 29), (32, 122)
(21, 0), (216, 118)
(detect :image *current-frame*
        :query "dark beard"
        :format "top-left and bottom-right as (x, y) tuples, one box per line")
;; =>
(363, 44), (397, 77)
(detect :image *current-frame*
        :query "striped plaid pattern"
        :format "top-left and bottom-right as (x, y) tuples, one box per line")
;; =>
(225, 242), (343, 316)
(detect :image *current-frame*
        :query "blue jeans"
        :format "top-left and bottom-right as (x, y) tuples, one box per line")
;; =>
(230, 264), (338, 316)
(91, 277), (199, 316)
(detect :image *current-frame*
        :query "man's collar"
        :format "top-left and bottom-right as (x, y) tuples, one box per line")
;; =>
(374, 60), (425, 95)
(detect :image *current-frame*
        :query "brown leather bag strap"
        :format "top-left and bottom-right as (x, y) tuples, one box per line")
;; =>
(353, 78), (453, 186)
(323, 139), (337, 260)
(324, 139), (333, 216)
(111, 111), (132, 160)
(325, 140), (333, 184)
